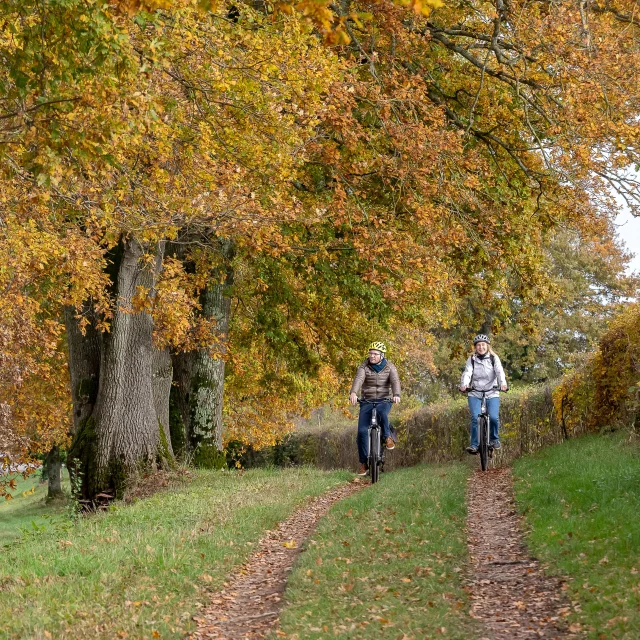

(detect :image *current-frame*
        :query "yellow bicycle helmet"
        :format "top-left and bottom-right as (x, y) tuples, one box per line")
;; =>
(368, 341), (387, 353)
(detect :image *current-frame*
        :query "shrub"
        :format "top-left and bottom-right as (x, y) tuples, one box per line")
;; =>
(554, 302), (640, 434)
(236, 384), (568, 470)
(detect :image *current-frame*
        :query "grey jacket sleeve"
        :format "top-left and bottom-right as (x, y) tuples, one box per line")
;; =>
(349, 364), (366, 396)
(389, 363), (401, 397)
(493, 355), (507, 387)
(461, 356), (473, 387)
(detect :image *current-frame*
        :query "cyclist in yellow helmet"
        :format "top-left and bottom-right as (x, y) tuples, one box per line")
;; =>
(349, 342), (401, 476)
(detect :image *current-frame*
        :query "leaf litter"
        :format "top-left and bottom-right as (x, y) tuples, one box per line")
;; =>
(189, 480), (365, 639)
(467, 468), (581, 638)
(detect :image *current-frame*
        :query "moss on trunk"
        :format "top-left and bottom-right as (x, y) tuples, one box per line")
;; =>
(192, 442), (226, 469)
(67, 416), (99, 501)
(158, 423), (177, 470)
(168, 383), (187, 457)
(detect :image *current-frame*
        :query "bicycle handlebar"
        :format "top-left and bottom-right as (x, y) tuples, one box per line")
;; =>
(357, 398), (392, 405)
(460, 386), (509, 394)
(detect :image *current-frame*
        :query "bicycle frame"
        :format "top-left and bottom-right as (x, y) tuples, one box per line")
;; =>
(358, 398), (391, 483)
(465, 387), (497, 472)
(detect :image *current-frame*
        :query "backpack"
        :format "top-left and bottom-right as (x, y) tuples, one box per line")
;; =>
(470, 354), (495, 382)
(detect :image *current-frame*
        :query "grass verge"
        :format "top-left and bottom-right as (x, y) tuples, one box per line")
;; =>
(0, 466), (349, 639)
(513, 432), (640, 638)
(0, 470), (70, 546)
(276, 463), (476, 639)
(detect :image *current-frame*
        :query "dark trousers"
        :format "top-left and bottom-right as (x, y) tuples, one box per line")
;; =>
(357, 400), (392, 464)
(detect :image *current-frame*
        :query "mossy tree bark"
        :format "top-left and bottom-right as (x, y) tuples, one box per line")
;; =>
(67, 238), (171, 500)
(169, 350), (191, 457)
(190, 273), (231, 467)
(152, 347), (174, 461)
(170, 240), (234, 468)
(44, 445), (64, 501)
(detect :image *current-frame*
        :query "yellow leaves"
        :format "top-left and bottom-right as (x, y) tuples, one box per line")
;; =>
(554, 302), (640, 434)
(113, 0), (196, 17)
(283, 539), (298, 548)
(400, 0), (444, 16)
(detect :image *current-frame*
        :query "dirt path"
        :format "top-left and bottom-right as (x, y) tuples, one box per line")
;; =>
(467, 467), (575, 639)
(189, 480), (364, 640)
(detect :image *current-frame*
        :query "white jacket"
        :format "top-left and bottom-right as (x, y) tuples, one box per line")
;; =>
(461, 353), (507, 399)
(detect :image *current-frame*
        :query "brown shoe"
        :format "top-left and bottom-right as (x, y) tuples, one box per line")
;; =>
(357, 463), (367, 476)
(386, 436), (395, 450)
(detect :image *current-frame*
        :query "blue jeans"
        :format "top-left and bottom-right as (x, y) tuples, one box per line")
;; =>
(357, 401), (392, 464)
(468, 396), (500, 448)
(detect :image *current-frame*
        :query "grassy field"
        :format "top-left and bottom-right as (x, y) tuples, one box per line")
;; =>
(276, 463), (476, 639)
(0, 470), (70, 546)
(0, 467), (350, 640)
(513, 432), (640, 639)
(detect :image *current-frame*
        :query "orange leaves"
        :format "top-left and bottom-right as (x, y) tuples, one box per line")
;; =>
(398, 0), (443, 17)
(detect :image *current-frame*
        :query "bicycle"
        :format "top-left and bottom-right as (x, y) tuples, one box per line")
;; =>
(358, 398), (391, 483)
(462, 386), (507, 472)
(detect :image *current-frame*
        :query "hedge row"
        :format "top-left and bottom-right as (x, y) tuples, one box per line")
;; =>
(554, 302), (640, 435)
(231, 382), (574, 470)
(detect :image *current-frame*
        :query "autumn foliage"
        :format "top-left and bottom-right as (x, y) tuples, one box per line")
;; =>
(0, 0), (639, 497)
(554, 303), (640, 435)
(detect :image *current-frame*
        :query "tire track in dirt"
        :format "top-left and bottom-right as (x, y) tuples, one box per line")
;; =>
(189, 479), (365, 640)
(467, 467), (578, 639)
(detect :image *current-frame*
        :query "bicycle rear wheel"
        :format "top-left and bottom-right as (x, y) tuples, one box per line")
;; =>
(478, 415), (488, 471)
(369, 428), (380, 484)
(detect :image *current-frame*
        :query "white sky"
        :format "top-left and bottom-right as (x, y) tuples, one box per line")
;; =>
(615, 209), (640, 274)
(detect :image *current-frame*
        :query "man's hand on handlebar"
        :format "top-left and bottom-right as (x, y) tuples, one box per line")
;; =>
(459, 385), (467, 392)
(500, 384), (508, 392)
(393, 395), (400, 404)
(349, 392), (358, 406)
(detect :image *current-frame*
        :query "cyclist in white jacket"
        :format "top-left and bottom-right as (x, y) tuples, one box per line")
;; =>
(459, 334), (507, 454)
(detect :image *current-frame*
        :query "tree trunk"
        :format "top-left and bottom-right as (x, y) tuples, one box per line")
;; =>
(68, 238), (170, 500)
(170, 240), (234, 468)
(64, 305), (101, 434)
(152, 347), (174, 463)
(189, 278), (230, 467)
(169, 350), (192, 457)
(45, 445), (64, 501)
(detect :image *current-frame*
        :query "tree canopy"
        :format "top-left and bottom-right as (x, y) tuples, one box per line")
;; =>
(1, 0), (638, 497)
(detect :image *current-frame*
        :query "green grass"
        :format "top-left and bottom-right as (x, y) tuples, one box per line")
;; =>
(513, 432), (640, 639)
(0, 470), (70, 546)
(0, 466), (350, 640)
(276, 463), (476, 639)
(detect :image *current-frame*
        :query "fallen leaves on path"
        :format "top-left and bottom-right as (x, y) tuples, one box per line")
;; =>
(190, 480), (365, 639)
(467, 468), (580, 638)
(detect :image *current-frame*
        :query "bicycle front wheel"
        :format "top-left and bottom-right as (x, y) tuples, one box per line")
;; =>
(369, 428), (380, 484)
(478, 415), (489, 472)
